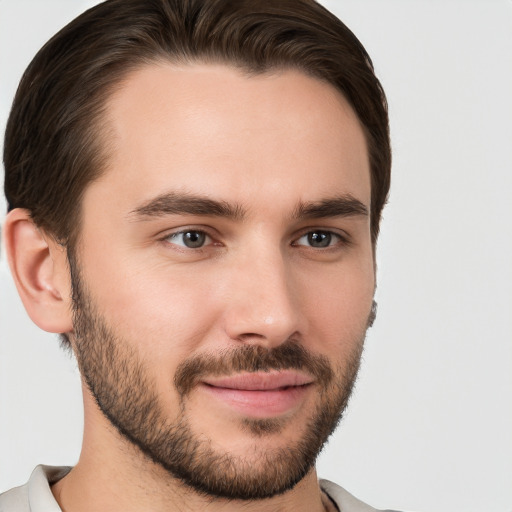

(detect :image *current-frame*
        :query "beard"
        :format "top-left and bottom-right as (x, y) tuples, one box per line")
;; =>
(68, 255), (366, 500)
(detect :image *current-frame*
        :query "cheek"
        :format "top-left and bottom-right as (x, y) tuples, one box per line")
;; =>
(298, 260), (374, 350)
(80, 251), (222, 363)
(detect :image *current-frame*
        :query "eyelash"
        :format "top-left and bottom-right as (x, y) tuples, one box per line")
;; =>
(292, 230), (348, 249)
(161, 229), (215, 250)
(160, 227), (350, 251)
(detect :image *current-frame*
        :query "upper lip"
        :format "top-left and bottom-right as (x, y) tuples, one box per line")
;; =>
(202, 371), (314, 391)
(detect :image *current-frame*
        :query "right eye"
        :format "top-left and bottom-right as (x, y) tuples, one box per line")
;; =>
(164, 230), (211, 249)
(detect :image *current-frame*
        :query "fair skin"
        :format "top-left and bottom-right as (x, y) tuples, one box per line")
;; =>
(5, 63), (374, 511)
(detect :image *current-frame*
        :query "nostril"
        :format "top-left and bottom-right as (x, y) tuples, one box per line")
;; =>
(237, 332), (266, 342)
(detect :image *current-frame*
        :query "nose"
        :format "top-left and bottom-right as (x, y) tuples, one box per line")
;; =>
(222, 248), (302, 348)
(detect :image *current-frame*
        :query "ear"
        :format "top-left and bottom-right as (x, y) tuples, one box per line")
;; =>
(3, 208), (73, 333)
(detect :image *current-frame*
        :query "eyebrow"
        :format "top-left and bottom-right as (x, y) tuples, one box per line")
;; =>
(293, 195), (369, 220)
(128, 192), (246, 221)
(128, 192), (368, 222)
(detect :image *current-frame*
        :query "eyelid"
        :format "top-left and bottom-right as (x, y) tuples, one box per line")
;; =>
(159, 226), (218, 249)
(291, 228), (351, 248)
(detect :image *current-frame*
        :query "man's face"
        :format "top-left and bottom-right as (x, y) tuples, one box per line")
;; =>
(69, 63), (374, 499)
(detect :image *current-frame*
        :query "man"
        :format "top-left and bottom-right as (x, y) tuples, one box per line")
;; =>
(1, 0), (396, 511)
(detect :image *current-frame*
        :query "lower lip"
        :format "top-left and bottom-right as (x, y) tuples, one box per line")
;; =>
(200, 383), (312, 418)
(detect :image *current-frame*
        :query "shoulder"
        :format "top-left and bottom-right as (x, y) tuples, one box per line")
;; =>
(320, 479), (404, 512)
(0, 482), (29, 512)
(0, 466), (71, 512)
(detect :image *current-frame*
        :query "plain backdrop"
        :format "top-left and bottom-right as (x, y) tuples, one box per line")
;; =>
(1, 1), (511, 511)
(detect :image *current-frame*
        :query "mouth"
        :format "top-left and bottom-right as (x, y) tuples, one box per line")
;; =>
(200, 371), (314, 418)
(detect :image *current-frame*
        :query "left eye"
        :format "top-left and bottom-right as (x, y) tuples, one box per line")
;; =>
(166, 230), (211, 249)
(294, 230), (341, 248)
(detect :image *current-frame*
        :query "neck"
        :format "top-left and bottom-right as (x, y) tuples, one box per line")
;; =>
(52, 458), (328, 512)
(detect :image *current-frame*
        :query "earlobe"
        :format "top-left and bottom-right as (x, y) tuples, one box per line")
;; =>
(3, 208), (73, 333)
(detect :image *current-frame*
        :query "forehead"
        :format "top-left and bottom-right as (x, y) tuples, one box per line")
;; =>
(85, 62), (370, 216)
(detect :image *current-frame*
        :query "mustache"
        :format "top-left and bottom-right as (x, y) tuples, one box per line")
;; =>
(174, 340), (334, 397)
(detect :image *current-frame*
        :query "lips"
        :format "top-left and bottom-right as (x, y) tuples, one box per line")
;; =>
(203, 371), (314, 391)
(200, 371), (314, 418)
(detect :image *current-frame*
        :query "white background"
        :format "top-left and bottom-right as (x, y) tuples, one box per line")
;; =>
(1, 1), (511, 511)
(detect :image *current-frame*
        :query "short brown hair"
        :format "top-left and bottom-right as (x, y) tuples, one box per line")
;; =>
(4, 0), (390, 246)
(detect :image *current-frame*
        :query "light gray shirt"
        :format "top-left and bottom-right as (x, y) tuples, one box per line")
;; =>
(0, 465), (402, 512)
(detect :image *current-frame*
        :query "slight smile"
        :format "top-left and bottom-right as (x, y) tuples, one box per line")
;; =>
(201, 371), (315, 418)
